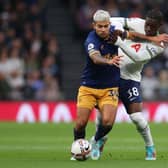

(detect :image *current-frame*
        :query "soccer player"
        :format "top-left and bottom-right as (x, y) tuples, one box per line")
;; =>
(71, 9), (168, 161)
(71, 9), (122, 161)
(96, 9), (168, 160)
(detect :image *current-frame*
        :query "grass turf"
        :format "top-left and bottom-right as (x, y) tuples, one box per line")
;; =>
(0, 122), (167, 168)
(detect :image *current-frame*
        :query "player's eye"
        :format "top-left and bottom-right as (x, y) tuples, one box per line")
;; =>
(98, 25), (103, 28)
(97, 25), (109, 29)
(104, 25), (109, 28)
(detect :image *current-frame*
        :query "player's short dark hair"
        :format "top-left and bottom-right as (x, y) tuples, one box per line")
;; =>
(146, 9), (163, 24)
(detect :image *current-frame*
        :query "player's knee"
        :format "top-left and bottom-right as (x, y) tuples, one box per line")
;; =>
(101, 117), (112, 126)
(76, 119), (87, 130)
(130, 112), (147, 129)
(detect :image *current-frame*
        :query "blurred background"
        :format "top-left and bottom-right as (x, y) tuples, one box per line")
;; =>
(0, 0), (167, 101)
(0, 1), (167, 165)
(0, 0), (167, 123)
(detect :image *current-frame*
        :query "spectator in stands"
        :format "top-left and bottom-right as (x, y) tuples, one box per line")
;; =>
(75, 0), (101, 38)
(157, 69), (168, 100)
(141, 66), (159, 101)
(41, 55), (59, 78)
(37, 73), (62, 101)
(46, 37), (62, 85)
(25, 50), (40, 74)
(23, 70), (44, 100)
(0, 32), (6, 50)
(104, 0), (120, 17)
(0, 0), (63, 101)
(7, 47), (25, 100)
(0, 48), (11, 100)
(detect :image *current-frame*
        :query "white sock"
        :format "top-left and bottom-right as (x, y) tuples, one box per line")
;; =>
(129, 112), (154, 147)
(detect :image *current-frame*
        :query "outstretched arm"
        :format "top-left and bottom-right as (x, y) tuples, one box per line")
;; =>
(128, 31), (168, 45)
(106, 29), (168, 46)
(115, 37), (164, 62)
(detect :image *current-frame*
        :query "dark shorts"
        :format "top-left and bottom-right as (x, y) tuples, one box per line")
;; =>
(119, 78), (142, 111)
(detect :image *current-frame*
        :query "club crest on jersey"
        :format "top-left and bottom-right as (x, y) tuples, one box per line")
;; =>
(88, 43), (94, 50)
(100, 45), (104, 50)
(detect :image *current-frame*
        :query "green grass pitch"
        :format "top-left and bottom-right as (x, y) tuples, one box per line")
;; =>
(0, 122), (167, 168)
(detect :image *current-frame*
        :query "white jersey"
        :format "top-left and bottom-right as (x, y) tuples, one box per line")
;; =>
(110, 17), (164, 82)
(110, 17), (145, 34)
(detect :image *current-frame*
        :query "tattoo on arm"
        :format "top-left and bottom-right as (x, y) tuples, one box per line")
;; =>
(89, 51), (108, 65)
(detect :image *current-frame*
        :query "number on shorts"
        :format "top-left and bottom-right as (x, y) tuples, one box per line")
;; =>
(128, 87), (139, 98)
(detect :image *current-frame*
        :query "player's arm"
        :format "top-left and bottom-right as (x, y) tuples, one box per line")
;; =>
(89, 50), (122, 67)
(115, 36), (164, 62)
(128, 31), (168, 44)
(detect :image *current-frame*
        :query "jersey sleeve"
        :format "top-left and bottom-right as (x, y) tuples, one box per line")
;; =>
(110, 17), (145, 33)
(110, 17), (126, 26)
(125, 18), (145, 33)
(84, 37), (100, 56)
(146, 43), (164, 58)
(115, 37), (164, 62)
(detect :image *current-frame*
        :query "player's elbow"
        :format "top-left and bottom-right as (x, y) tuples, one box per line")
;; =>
(133, 55), (147, 62)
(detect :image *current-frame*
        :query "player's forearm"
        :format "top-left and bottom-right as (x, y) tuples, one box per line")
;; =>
(115, 37), (151, 62)
(89, 52), (109, 65)
(127, 31), (149, 41)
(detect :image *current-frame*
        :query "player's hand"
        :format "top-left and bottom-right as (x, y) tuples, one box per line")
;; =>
(107, 55), (123, 67)
(105, 30), (123, 44)
(149, 34), (168, 47)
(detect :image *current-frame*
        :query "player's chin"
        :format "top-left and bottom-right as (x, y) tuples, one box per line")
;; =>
(99, 33), (108, 38)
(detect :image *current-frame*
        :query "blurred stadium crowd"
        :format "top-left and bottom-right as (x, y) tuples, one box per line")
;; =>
(0, 0), (167, 101)
(0, 0), (63, 101)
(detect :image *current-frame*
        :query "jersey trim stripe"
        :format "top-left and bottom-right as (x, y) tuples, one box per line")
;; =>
(124, 18), (128, 29)
(119, 48), (136, 63)
(146, 45), (153, 59)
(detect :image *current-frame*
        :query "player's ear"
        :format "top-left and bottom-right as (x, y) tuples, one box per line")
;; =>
(92, 22), (96, 29)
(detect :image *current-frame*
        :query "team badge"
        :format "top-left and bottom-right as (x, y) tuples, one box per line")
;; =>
(88, 43), (94, 50)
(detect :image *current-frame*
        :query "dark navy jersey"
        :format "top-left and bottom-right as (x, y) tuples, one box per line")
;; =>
(81, 26), (120, 88)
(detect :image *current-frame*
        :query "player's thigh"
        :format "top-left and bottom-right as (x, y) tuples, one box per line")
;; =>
(77, 86), (97, 110)
(101, 104), (118, 124)
(98, 87), (119, 110)
(127, 102), (143, 114)
(98, 87), (119, 123)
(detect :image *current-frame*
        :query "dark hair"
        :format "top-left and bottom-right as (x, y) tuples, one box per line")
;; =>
(146, 9), (163, 24)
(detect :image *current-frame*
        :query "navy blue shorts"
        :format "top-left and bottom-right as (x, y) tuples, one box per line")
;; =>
(119, 78), (142, 111)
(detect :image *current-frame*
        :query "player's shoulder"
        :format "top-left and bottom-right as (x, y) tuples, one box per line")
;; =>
(85, 31), (100, 45)
(126, 17), (145, 24)
(110, 21), (124, 31)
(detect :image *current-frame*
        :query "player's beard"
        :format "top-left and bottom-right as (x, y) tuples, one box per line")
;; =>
(99, 32), (108, 39)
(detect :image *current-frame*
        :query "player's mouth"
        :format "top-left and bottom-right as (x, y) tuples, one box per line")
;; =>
(100, 32), (108, 38)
